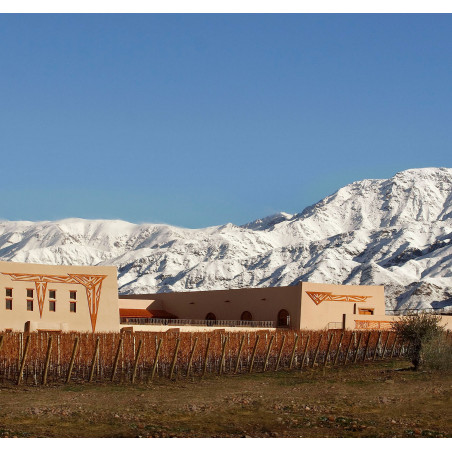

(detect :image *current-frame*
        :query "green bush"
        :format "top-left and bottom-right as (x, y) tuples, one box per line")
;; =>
(392, 312), (444, 370)
(422, 335), (452, 371)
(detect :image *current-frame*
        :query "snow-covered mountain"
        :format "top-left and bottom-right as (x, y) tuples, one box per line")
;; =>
(1, 167), (451, 312)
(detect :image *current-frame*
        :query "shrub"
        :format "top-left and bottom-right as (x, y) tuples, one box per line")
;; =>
(392, 312), (444, 370)
(422, 335), (452, 371)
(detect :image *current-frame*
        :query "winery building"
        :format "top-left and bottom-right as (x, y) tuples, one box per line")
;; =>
(0, 260), (403, 333)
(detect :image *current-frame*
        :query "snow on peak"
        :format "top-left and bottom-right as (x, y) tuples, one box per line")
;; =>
(0, 167), (451, 310)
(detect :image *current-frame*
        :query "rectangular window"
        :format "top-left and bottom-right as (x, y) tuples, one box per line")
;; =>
(359, 308), (374, 316)
(27, 300), (33, 311)
(49, 290), (56, 299)
(5, 288), (12, 297)
(69, 291), (77, 300)
(49, 301), (56, 312)
(70, 302), (76, 313)
(5, 299), (12, 310)
(27, 289), (34, 298)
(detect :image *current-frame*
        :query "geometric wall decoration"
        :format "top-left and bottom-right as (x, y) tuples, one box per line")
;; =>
(354, 320), (393, 330)
(1, 272), (107, 332)
(306, 291), (372, 305)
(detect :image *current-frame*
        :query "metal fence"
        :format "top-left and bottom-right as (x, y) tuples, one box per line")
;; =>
(120, 317), (276, 328)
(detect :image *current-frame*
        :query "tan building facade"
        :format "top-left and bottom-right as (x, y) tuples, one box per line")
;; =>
(0, 261), (120, 333)
(119, 281), (388, 331)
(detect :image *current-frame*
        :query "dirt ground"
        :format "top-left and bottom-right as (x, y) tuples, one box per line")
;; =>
(0, 359), (450, 438)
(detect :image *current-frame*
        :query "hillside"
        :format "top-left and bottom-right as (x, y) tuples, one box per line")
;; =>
(1, 167), (451, 311)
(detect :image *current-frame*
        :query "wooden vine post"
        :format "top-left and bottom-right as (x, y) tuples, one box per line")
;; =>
(288, 334), (299, 369)
(218, 336), (228, 375)
(88, 337), (100, 383)
(111, 337), (124, 382)
(66, 336), (79, 384)
(234, 336), (245, 374)
(333, 332), (344, 366)
(381, 331), (391, 359)
(17, 335), (31, 385)
(263, 335), (274, 372)
(323, 333), (335, 368)
(311, 334), (323, 368)
(300, 335), (310, 370)
(372, 331), (382, 361)
(0, 335), (4, 353)
(362, 332), (372, 362)
(201, 337), (211, 378)
(274, 335), (286, 371)
(131, 339), (143, 383)
(353, 332), (363, 363)
(169, 338), (181, 380)
(249, 335), (260, 373)
(186, 337), (199, 377)
(42, 336), (53, 385)
(389, 335), (398, 359)
(150, 338), (163, 381)
(343, 332), (355, 365)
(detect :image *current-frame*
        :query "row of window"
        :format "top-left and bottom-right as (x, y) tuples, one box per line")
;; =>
(5, 299), (77, 312)
(5, 288), (77, 300)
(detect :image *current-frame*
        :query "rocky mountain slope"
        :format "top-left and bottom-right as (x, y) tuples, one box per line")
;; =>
(1, 167), (451, 311)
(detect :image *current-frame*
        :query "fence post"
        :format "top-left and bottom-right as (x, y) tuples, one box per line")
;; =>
(42, 336), (53, 385)
(202, 337), (211, 378)
(66, 337), (79, 384)
(169, 338), (181, 380)
(344, 332), (355, 365)
(381, 331), (391, 359)
(111, 337), (124, 382)
(150, 338), (163, 381)
(275, 335), (286, 371)
(372, 331), (382, 361)
(186, 337), (199, 378)
(249, 335), (260, 373)
(17, 335), (30, 385)
(289, 335), (299, 370)
(88, 337), (100, 383)
(311, 334), (323, 368)
(218, 336), (228, 375)
(131, 339), (143, 384)
(263, 336), (274, 372)
(300, 335), (310, 370)
(353, 332), (363, 363)
(389, 335), (398, 359)
(333, 332), (344, 366)
(323, 333), (335, 368)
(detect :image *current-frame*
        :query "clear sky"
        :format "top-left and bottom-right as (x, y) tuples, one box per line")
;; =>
(0, 14), (451, 228)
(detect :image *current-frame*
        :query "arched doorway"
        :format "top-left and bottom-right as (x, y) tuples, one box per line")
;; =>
(205, 312), (216, 321)
(277, 309), (290, 327)
(241, 311), (253, 321)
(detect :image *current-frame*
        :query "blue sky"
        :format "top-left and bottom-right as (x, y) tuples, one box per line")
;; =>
(0, 14), (451, 228)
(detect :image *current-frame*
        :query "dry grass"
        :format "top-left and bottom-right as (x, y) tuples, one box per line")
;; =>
(0, 359), (450, 438)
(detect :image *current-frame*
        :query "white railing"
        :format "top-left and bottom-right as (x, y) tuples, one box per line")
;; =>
(120, 317), (275, 328)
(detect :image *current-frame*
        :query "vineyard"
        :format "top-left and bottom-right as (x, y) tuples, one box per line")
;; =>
(0, 329), (410, 385)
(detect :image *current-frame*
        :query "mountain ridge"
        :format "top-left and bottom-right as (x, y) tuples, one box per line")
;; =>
(1, 167), (451, 312)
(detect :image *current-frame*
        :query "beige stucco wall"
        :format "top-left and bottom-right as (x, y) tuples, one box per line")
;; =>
(0, 261), (120, 333)
(121, 285), (303, 328)
(122, 325), (278, 333)
(300, 282), (386, 330)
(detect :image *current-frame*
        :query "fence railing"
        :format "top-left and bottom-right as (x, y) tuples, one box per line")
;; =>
(120, 317), (276, 328)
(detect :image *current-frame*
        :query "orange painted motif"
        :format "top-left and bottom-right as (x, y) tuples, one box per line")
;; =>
(1, 272), (107, 332)
(306, 291), (371, 305)
(354, 320), (393, 330)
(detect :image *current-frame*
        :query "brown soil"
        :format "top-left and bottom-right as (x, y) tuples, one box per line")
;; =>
(0, 360), (450, 438)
